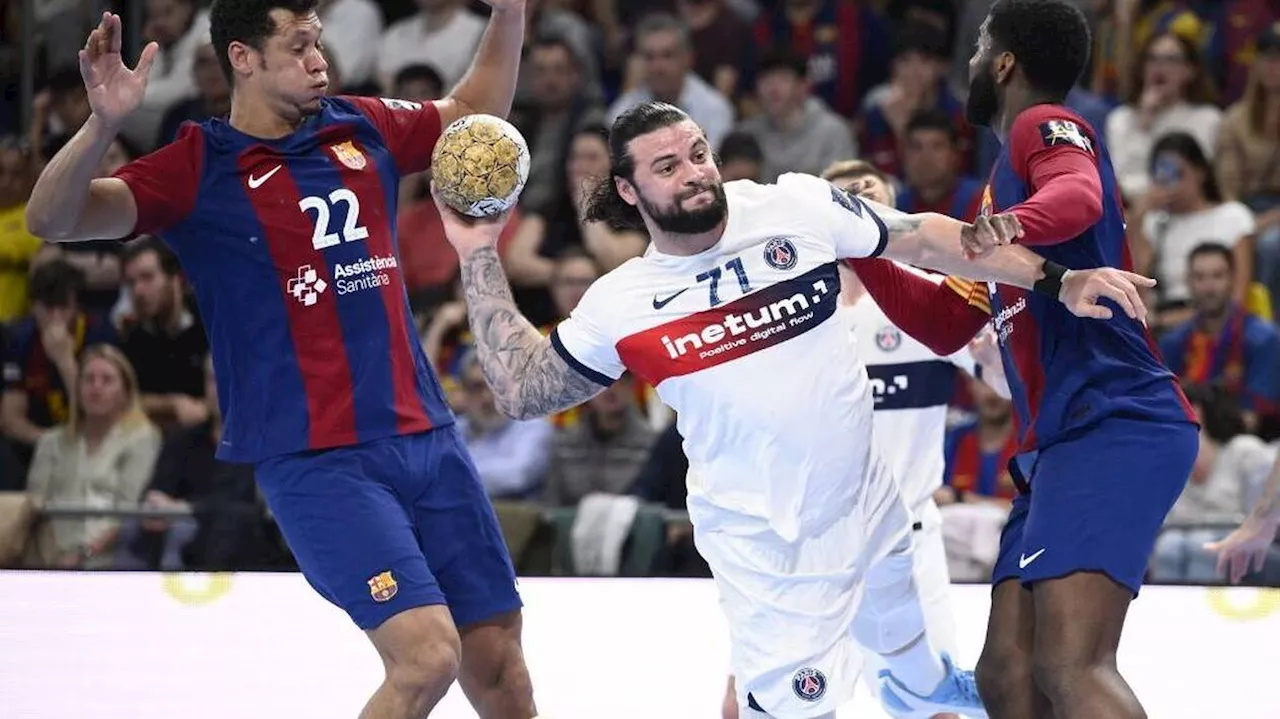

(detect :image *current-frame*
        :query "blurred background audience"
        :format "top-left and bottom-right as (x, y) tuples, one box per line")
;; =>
(2, 0), (1278, 586)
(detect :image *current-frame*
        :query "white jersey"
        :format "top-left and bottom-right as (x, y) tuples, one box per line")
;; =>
(553, 173), (890, 542)
(844, 268), (976, 512)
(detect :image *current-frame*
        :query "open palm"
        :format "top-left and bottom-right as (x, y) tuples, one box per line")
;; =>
(78, 12), (159, 128)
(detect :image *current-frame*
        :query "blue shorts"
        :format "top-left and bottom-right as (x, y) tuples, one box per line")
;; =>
(993, 417), (1197, 596)
(255, 426), (521, 631)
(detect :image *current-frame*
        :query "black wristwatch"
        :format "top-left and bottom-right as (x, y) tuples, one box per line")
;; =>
(1033, 260), (1069, 299)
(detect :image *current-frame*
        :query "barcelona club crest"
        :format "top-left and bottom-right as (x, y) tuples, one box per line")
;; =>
(330, 140), (367, 170)
(763, 237), (798, 271)
(368, 571), (398, 603)
(792, 667), (827, 702)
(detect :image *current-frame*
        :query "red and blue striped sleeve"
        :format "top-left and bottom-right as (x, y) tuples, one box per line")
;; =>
(344, 96), (443, 176)
(847, 258), (992, 355)
(112, 122), (204, 236)
(1005, 105), (1104, 247)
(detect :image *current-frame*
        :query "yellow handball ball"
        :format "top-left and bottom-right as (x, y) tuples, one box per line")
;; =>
(431, 114), (531, 218)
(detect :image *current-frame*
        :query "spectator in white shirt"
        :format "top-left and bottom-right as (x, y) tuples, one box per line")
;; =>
(1127, 132), (1256, 328)
(377, 0), (486, 94)
(316, 0), (383, 90)
(606, 13), (735, 150)
(121, 0), (211, 152)
(24, 345), (162, 569)
(1105, 31), (1222, 202)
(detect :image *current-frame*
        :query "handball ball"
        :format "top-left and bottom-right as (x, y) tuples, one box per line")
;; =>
(431, 114), (531, 218)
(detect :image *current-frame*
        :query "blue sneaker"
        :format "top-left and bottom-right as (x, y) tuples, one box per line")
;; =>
(878, 652), (988, 719)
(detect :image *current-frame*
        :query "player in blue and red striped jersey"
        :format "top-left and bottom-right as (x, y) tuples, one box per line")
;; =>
(852, 1), (1199, 717)
(24, 3), (539, 718)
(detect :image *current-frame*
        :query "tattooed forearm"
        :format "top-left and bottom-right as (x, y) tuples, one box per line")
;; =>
(457, 245), (605, 419)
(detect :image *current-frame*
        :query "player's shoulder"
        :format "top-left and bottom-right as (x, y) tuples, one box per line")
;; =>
(1011, 104), (1097, 155)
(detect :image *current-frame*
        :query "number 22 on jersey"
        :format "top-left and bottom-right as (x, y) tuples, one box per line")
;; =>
(299, 189), (369, 250)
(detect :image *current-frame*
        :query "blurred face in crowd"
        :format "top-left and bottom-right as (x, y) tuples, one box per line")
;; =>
(97, 140), (133, 178)
(51, 86), (91, 130)
(124, 249), (180, 322)
(1255, 48), (1280, 95)
(566, 131), (610, 202)
(396, 76), (442, 102)
(550, 255), (598, 318)
(460, 360), (503, 431)
(0, 144), (32, 209)
(719, 156), (760, 182)
(830, 172), (896, 207)
(530, 42), (581, 111)
(145, 0), (197, 47)
(637, 29), (691, 100)
(1150, 150), (1202, 210)
(194, 43), (231, 103)
(971, 375), (1012, 424)
(1142, 34), (1193, 101)
(79, 355), (130, 421)
(756, 66), (807, 122)
(226, 9), (329, 120)
(586, 374), (632, 418)
(903, 127), (956, 191)
(619, 119), (728, 235)
(894, 49), (946, 96)
(1187, 251), (1234, 318)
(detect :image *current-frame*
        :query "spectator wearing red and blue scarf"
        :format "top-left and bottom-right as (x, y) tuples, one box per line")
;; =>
(1160, 242), (1280, 430)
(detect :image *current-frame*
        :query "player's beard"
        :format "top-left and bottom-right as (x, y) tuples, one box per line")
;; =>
(640, 183), (728, 235)
(965, 61), (1001, 128)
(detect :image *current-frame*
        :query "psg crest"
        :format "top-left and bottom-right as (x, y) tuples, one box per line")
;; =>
(763, 237), (798, 270)
(875, 325), (902, 352)
(792, 667), (827, 702)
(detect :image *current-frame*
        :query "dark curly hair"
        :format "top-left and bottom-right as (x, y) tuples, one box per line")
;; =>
(582, 102), (692, 232)
(986, 0), (1091, 102)
(209, 0), (320, 84)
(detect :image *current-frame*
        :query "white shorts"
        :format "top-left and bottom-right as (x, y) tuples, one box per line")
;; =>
(696, 459), (915, 718)
(861, 498), (958, 694)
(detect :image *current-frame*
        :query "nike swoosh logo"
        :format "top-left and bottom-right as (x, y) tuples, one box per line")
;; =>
(247, 165), (282, 189)
(1019, 548), (1046, 569)
(652, 287), (689, 310)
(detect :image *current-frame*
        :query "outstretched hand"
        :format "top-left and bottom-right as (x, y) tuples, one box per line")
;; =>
(79, 12), (159, 129)
(430, 182), (513, 258)
(1059, 267), (1156, 324)
(1204, 518), (1277, 584)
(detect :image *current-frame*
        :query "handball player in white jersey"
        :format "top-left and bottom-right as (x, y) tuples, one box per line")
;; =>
(434, 102), (1154, 719)
(720, 162), (1014, 719)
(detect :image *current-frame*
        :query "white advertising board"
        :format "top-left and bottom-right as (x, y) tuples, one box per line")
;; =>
(0, 573), (1277, 718)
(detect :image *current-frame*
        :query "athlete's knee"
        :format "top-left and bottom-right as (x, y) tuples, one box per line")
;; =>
(458, 610), (535, 706)
(1029, 643), (1116, 706)
(373, 605), (463, 701)
(974, 641), (1033, 710)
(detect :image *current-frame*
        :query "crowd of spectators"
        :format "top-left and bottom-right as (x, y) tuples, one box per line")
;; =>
(0, 0), (1277, 585)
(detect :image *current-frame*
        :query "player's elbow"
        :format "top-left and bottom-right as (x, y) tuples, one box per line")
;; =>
(24, 203), (67, 241)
